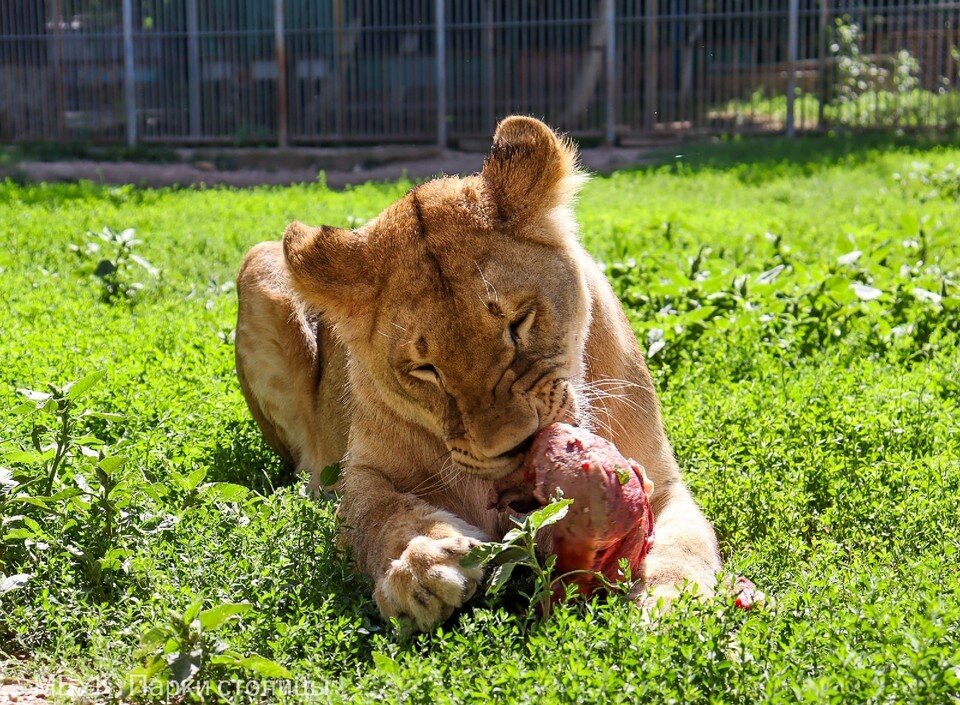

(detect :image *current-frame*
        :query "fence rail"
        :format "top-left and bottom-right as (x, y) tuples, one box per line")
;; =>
(1, 1), (959, 146)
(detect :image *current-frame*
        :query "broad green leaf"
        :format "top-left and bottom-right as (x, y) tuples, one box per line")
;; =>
(98, 455), (127, 474)
(48, 488), (84, 501)
(3, 448), (47, 465)
(17, 388), (51, 403)
(529, 498), (573, 531)
(98, 553), (124, 572)
(182, 468), (207, 492)
(130, 254), (159, 276)
(78, 446), (99, 458)
(492, 545), (531, 564)
(647, 339), (666, 358)
(123, 659), (169, 694)
(852, 283), (883, 301)
(236, 654), (293, 678)
(912, 288), (942, 305)
(836, 250), (862, 266)
(0, 467), (17, 489)
(209, 652), (243, 668)
(372, 652), (400, 676)
(66, 370), (105, 399)
(486, 561), (519, 595)
(139, 626), (170, 649)
(756, 264), (787, 283)
(11, 401), (38, 416)
(182, 597), (204, 625)
(461, 541), (503, 568)
(11, 497), (57, 514)
(3, 528), (35, 541)
(198, 602), (252, 631)
(680, 305), (717, 325)
(318, 463), (341, 487)
(198, 482), (250, 503)
(0, 573), (31, 593)
(142, 482), (169, 502)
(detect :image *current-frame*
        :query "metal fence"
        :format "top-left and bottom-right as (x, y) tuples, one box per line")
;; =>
(1, 1), (959, 146)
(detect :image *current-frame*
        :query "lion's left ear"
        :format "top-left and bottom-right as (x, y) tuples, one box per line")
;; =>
(480, 116), (585, 228)
(282, 220), (376, 319)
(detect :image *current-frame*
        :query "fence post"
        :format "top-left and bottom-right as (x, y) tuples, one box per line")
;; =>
(51, 0), (67, 139)
(274, 0), (288, 148)
(483, 0), (494, 134)
(186, 0), (201, 140)
(817, 0), (828, 130)
(121, 0), (137, 146)
(604, 0), (616, 145)
(643, 0), (658, 132)
(435, 0), (447, 148)
(786, 0), (799, 137)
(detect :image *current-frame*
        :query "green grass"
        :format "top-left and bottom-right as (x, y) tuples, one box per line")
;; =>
(711, 89), (960, 133)
(2, 135), (960, 703)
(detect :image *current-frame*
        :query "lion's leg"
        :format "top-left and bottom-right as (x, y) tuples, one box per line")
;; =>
(235, 241), (347, 488)
(337, 460), (488, 632)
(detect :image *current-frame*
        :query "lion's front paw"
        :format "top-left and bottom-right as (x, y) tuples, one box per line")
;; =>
(634, 567), (718, 615)
(374, 534), (484, 631)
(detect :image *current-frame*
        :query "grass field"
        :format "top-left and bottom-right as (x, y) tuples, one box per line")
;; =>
(2, 135), (960, 704)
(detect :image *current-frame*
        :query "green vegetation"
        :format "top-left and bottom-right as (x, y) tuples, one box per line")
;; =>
(712, 18), (960, 133)
(2, 135), (959, 703)
(712, 88), (960, 132)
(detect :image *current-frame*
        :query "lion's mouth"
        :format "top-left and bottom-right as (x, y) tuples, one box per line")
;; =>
(491, 434), (536, 463)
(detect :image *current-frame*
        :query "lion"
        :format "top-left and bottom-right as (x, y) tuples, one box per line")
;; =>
(234, 116), (721, 631)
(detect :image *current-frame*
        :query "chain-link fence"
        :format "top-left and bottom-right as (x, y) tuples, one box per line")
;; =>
(1, 1), (958, 146)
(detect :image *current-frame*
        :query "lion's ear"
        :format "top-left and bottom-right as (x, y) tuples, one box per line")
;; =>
(481, 116), (585, 226)
(282, 220), (374, 317)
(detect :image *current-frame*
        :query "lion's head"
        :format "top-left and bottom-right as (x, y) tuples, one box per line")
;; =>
(283, 117), (592, 479)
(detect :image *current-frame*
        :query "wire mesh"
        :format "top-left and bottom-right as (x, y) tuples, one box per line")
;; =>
(0, 0), (958, 145)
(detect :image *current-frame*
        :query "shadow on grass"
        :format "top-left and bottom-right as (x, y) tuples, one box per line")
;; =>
(202, 418), (299, 494)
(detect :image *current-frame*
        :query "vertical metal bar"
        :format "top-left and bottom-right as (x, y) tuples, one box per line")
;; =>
(186, 0), (201, 139)
(483, 0), (494, 132)
(333, 0), (344, 136)
(275, 0), (288, 147)
(643, 0), (660, 132)
(604, 0), (616, 144)
(50, 0), (66, 138)
(817, 0), (828, 130)
(786, 0), (799, 137)
(435, 0), (447, 147)
(122, 0), (137, 145)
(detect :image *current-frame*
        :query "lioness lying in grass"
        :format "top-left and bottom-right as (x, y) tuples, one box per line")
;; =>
(235, 116), (720, 631)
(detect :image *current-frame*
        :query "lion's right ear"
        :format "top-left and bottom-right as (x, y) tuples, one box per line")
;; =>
(481, 116), (585, 228)
(282, 220), (374, 317)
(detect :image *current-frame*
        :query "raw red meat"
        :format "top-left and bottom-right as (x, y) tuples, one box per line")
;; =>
(732, 576), (764, 610)
(489, 423), (655, 596)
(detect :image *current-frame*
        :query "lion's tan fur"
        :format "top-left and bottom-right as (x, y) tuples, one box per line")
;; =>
(235, 116), (720, 630)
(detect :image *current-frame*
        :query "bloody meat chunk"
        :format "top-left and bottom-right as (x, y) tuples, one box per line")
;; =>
(489, 423), (655, 596)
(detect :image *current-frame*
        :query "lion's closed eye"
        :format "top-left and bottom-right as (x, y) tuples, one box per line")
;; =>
(410, 364), (441, 385)
(509, 310), (536, 346)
